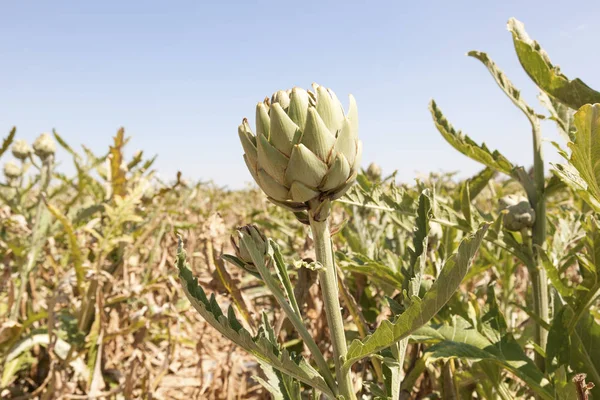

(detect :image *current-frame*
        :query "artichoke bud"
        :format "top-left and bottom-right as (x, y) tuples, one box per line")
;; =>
(239, 84), (362, 212)
(3, 161), (22, 180)
(33, 133), (56, 160)
(498, 195), (535, 231)
(366, 162), (382, 182)
(231, 225), (268, 268)
(11, 140), (33, 160)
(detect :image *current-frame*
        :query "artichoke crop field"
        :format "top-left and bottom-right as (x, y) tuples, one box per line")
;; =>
(2, 18), (600, 400)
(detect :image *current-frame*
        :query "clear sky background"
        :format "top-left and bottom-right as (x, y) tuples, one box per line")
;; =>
(2, 1), (599, 188)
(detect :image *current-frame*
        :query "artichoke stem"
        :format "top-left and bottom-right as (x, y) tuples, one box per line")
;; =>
(529, 117), (549, 371)
(309, 205), (356, 400)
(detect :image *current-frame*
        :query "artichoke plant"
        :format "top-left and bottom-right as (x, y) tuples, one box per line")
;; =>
(238, 84), (362, 212)
(234, 84), (361, 399)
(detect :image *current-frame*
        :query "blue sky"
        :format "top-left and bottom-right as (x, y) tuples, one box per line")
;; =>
(2, 1), (599, 188)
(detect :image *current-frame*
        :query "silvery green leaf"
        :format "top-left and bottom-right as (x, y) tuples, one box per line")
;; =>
(0, 127), (16, 158)
(570, 310), (600, 385)
(538, 91), (575, 143)
(344, 224), (488, 368)
(429, 100), (515, 177)
(254, 312), (302, 400)
(468, 50), (539, 125)
(508, 18), (600, 110)
(466, 167), (495, 199)
(413, 316), (553, 400)
(176, 244), (335, 397)
(562, 104), (600, 205)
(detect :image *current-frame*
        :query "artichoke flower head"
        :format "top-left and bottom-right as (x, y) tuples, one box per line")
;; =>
(11, 140), (33, 160)
(33, 133), (56, 160)
(3, 160), (21, 180)
(239, 84), (362, 212)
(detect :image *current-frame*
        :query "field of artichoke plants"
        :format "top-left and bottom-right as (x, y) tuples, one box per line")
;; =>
(2, 17), (600, 400)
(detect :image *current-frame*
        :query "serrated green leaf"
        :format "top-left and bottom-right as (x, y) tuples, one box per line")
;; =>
(570, 310), (600, 385)
(337, 252), (404, 289)
(563, 104), (600, 206)
(468, 50), (539, 125)
(176, 241), (336, 397)
(508, 18), (600, 110)
(546, 304), (573, 374)
(53, 129), (79, 159)
(221, 254), (262, 279)
(430, 100), (515, 176)
(0, 127), (16, 159)
(254, 312), (303, 400)
(538, 92), (576, 143)
(413, 316), (553, 400)
(109, 128), (127, 197)
(460, 183), (472, 230)
(388, 192), (431, 400)
(467, 167), (495, 199)
(344, 224), (488, 368)
(45, 199), (85, 295)
(271, 241), (302, 318)
(554, 366), (579, 400)
(127, 150), (144, 171)
(551, 163), (600, 212)
(239, 234), (336, 391)
(409, 191), (431, 269)
(536, 246), (575, 300)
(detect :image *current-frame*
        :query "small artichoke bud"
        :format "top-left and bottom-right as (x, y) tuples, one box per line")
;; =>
(231, 225), (268, 268)
(3, 161), (22, 180)
(499, 195), (535, 231)
(11, 140), (33, 160)
(366, 162), (382, 182)
(33, 133), (56, 160)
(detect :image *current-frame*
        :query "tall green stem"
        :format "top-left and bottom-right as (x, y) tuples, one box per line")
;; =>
(530, 119), (549, 370)
(309, 206), (356, 400)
